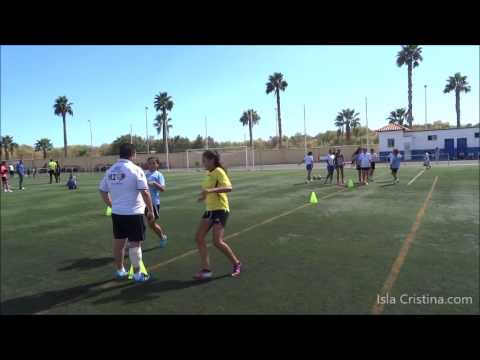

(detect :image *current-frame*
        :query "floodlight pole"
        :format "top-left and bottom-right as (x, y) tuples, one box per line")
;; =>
(205, 116), (208, 150)
(88, 120), (93, 174)
(303, 104), (307, 154)
(365, 97), (369, 148)
(424, 85), (427, 126)
(145, 106), (149, 154)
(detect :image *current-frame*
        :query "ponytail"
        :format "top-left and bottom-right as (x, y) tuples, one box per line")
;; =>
(203, 150), (227, 172)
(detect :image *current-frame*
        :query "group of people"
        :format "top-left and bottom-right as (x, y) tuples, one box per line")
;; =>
(1, 160), (26, 192)
(302, 147), (407, 185)
(99, 143), (241, 283)
(47, 159), (62, 184)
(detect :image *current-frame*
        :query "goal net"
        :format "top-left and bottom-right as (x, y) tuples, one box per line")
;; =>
(186, 146), (249, 170)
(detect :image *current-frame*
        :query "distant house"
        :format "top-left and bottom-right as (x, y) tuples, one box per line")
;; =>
(375, 124), (480, 160)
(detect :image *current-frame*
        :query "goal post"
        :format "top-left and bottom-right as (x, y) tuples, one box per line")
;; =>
(186, 146), (249, 170)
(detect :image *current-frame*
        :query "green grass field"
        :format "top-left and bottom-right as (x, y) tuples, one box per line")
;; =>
(1, 164), (479, 314)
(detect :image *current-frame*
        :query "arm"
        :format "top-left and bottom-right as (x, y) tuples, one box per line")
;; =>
(140, 189), (155, 223)
(150, 181), (166, 192)
(99, 191), (112, 207)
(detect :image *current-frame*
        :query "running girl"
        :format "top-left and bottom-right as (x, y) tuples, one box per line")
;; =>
(323, 149), (335, 184)
(389, 149), (401, 183)
(300, 151), (314, 183)
(369, 148), (378, 180)
(194, 150), (241, 280)
(424, 152), (431, 169)
(1, 161), (12, 193)
(334, 149), (345, 185)
(358, 148), (371, 185)
(351, 147), (362, 183)
(145, 157), (168, 247)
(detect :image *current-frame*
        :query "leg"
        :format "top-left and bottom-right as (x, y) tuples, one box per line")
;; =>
(336, 168), (340, 184)
(49, 171), (53, 184)
(19, 175), (23, 189)
(148, 221), (165, 238)
(195, 219), (212, 270)
(113, 238), (127, 271)
(340, 167), (344, 184)
(307, 168), (312, 181)
(128, 241), (142, 273)
(212, 224), (239, 265)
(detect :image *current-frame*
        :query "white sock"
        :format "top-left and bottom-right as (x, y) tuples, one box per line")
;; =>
(129, 247), (142, 273)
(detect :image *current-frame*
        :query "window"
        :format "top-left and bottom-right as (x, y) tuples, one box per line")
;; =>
(428, 135), (438, 141)
(387, 138), (395, 147)
(475, 132), (479, 138)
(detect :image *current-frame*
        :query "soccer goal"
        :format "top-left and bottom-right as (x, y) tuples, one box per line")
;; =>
(186, 146), (249, 170)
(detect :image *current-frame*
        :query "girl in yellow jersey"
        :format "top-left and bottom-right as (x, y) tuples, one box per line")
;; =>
(194, 150), (242, 280)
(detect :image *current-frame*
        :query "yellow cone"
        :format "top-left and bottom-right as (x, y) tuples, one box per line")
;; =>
(347, 179), (354, 189)
(309, 191), (318, 204)
(105, 206), (112, 216)
(128, 261), (148, 280)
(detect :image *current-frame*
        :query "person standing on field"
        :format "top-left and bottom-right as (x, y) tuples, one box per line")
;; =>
(99, 143), (156, 283)
(48, 159), (56, 184)
(55, 160), (61, 183)
(16, 160), (25, 190)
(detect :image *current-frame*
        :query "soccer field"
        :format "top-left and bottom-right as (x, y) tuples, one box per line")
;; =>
(1, 164), (479, 314)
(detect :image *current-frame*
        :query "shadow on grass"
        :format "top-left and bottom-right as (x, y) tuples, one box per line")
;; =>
(58, 257), (112, 271)
(380, 183), (396, 188)
(92, 274), (230, 306)
(1, 279), (135, 314)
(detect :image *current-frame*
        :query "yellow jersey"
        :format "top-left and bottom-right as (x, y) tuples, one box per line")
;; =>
(201, 167), (232, 211)
(48, 161), (57, 171)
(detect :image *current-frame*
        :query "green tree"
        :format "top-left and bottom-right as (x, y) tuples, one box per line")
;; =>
(1, 135), (18, 160)
(34, 138), (53, 159)
(396, 45), (423, 128)
(266, 72), (288, 147)
(443, 72), (471, 128)
(335, 109), (360, 141)
(240, 109), (261, 148)
(387, 108), (407, 126)
(53, 96), (74, 157)
(111, 134), (147, 155)
(153, 92), (174, 155)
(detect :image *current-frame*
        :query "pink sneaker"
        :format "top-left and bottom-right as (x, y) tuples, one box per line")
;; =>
(231, 262), (242, 277)
(194, 269), (212, 280)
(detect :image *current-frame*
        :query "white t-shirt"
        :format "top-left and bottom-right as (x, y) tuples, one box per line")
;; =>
(424, 153), (430, 161)
(327, 154), (335, 167)
(370, 152), (378, 162)
(99, 159), (148, 215)
(359, 152), (371, 168)
(304, 155), (314, 166)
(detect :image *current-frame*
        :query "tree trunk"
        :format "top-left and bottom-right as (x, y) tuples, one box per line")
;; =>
(345, 122), (351, 141)
(162, 110), (167, 153)
(276, 90), (282, 148)
(407, 63), (413, 128)
(63, 114), (68, 158)
(455, 90), (461, 128)
(249, 118), (253, 149)
(5, 146), (9, 160)
(43, 149), (47, 159)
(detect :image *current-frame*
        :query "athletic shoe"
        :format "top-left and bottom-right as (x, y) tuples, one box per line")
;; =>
(159, 235), (168, 248)
(194, 269), (213, 280)
(7, 189), (13, 192)
(231, 262), (242, 277)
(365, 182), (369, 185)
(395, 179), (400, 183)
(133, 273), (151, 283)
(115, 269), (129, 280)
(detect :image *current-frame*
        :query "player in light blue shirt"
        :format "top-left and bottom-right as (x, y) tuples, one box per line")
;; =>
(299, 151), (315, 183)
(145, 157), (168, 247)
(389, 149), (401, 183)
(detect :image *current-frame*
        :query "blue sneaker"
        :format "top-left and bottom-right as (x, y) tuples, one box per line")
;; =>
(115, 269), (129, 280)
(133, 273), (151, 283)
(159, 235), (168, 248)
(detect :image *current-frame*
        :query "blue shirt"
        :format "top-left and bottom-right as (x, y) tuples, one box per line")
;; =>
(145, 170), (165, 205)
(16, 163), (25, 176)
(389, 154), (401, 169)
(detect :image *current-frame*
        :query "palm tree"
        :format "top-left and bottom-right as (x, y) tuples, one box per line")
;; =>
(335, 109), (360, 141)
(266, 72), (288, 147)
(387, 108), (407, 126)
(153, 92), (174, 156)
(334, 117), (344, 138)
(1, 135), (18, 160)
(34, 138), (53, 159)
(396, 45), (423, 128)
(351, 117), (361, 136)
(53, 96), (73, 157)
(443, 73), (471, 128)
(153, 115), (173, 150)
(240, 109), (261, 148)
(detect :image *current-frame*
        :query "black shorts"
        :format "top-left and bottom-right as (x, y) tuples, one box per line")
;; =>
(202, 210), (229, 229)
(144, 204), (160, 219)
(327, 165), (335, 173)
(335, 164), (344, 169)
(111, 214), (146, 242)
(306, 164), (313, 171)
(356, 165), (361, 171)
(391, 167), (399, 174)
(371, 162), (376, 169)
(1, 177), (7, 183)
(361, 167), (370, 171)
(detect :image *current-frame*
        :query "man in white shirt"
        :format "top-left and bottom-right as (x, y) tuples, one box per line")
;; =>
(99, 143), (155, 283)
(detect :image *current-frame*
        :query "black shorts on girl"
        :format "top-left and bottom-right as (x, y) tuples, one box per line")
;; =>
(202, 210), (229, 229)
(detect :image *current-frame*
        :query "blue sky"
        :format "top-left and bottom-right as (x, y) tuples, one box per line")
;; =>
(1, 45), (478, 147)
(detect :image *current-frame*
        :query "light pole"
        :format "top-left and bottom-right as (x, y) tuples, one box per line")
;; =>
(365, 97), (369, 148)
(145, 106), (149, 154)
(424, 85), (427, 126)
(130, 124), (133, 144)
(303, 104), (307, 154)
(88, 120), (93, 174)
(205, 116), (208, 149)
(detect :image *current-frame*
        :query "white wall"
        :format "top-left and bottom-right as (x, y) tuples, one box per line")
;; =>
(379, 127), (480, 153)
